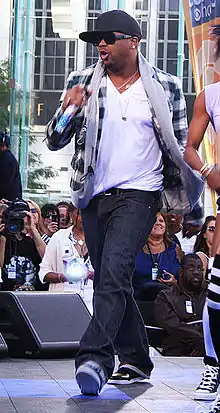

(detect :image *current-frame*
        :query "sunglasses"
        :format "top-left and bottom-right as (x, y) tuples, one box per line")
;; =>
(44, 213), (57, 220)
(92, 32), (132, 46)
(30, 208), (38, 213)
(206, 226), (215, 232)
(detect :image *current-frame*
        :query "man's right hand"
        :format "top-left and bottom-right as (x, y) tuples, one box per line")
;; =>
(0, 223), (6, 238)
(62, 85), (92, 111)
(47, 222), (58, 235)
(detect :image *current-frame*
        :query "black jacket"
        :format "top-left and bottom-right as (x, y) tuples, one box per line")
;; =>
(0, 150), (22, 200)
(154, 282), (207, 356)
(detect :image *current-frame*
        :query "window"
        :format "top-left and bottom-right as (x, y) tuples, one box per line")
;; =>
(35, 0), (43, 9)
(34, 2), (77, 92)
(157, 0), (194, 94)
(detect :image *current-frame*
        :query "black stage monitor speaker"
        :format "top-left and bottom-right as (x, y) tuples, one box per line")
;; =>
(0, 332), (8, 356)
(0, 291), (91, 357)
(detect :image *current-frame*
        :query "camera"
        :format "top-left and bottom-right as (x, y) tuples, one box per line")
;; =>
(2, 199), (30, 235)
(51, 213), (57, 222)
(157, 268), (171, 281)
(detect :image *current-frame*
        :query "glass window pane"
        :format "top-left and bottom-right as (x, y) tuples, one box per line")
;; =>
(86, 58), (93, 67)
(160, 0), (165, 11)
(55, 41), (66, 57)
(45, 13), (55, 37)
(55, 76), (65, 90)
(169, 0), (179, 12)
(34, 75), (40, 90)
(89, 0), (94, 9)
(86, 43), (93, 56)
(168, 20), (178, 40)
(35, 57), (40, 74)
(35, 40), (41, 56)
(159, 20), (164, 40)
(140, 42), (146, 57)
(167, 42), (178, 58)
(183, 78), (188, 93)
(183, 60), (189, 77)
(35, 0), (43, 8)
(44, 57), (54, 74)
(157, 43), (164, 58)
(47, 0), (51, 9)
(167, 59), (177, 75)
(36, 13), (42, 37)
(143, 0), (148, 9)
(184, 43), (189, 59)
(45, 40), (55, 56)
(141, 21), (147, 39)
(69, 58), (75, 72)
(95, 0), (101, 9)
(157, 59), (164, 70)
(44, 75), (53, 89)
(55, 58), (65, 74)
(69, 41), (75, 56)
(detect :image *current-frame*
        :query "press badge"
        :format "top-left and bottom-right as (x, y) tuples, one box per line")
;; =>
(8, 263), (16, 279)
(185, 300), (193, 314)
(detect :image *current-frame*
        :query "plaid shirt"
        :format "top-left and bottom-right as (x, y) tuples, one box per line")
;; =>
(46, 64), (187, 192)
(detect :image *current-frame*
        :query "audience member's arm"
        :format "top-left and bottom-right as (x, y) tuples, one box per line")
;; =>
(39, 232), (66, 284)
(212, 213), (220, 256)
(25, 211), (46, 258)
(196, 252), (208, 279)
(0, 234), (6, 268)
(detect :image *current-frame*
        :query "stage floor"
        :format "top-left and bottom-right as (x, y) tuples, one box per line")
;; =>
(0, 356), (214, 413)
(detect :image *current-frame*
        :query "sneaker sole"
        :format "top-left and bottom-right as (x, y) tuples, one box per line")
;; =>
(76, 366), (101, 395)
(194, 391), (218, 401)
(108, 377), (149, 385)
(121, 363), (151, 379)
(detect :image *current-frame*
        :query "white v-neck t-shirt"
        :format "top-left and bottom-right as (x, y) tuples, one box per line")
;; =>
(93, 76), (163, 196)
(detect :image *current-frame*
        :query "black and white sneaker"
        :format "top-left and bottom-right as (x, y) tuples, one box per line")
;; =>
(76, 361), (106, 395)
(108, 364), (150, 385)
(194, 364), (219, 401)
(209, 393), (220, 413)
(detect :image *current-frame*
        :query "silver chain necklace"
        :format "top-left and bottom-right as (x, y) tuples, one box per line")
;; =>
(116, 70), (139, 91)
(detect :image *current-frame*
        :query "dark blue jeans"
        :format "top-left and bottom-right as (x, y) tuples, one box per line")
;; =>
(75, 189), (161, 380)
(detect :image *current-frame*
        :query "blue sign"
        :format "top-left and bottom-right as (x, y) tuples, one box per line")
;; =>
(189, 0), (220, 27)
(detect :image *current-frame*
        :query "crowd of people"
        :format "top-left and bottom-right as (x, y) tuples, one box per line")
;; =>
(2, 7), (220, 413)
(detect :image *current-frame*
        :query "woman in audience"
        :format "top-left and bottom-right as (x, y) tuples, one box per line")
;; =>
(133, 212), (184, 300)
(25, 199), (46, 259)
(26, 199), (42, 233)
(194, 215), (216, 279)
(39, 205), (93, 292)
(41, 203), (60, 244)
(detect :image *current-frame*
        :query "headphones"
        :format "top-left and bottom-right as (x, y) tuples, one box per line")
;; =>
(0, 131), (10, 147)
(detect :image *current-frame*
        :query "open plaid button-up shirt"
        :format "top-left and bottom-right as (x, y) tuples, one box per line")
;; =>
(46, 64), (187, 193)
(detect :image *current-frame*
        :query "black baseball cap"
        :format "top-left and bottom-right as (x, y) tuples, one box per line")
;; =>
(79, 9), (142, 43)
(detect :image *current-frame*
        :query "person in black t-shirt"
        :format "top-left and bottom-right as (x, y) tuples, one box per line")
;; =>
(0, 131), (22, 201)
(0, 199), (47, 291)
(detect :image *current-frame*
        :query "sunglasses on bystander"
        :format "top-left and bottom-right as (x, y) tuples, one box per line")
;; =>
(206, 226), (215, 232)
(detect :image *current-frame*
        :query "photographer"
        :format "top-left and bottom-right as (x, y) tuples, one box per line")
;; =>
(41, 203), (60, 244)
(0, 199), (46, 291)
(0, 131), (22, 201)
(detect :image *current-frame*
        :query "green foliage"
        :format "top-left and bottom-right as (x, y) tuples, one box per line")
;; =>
(0, 59), (10, 130)
(0, 59), (58, 189)
(28, 137), (58, 189)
